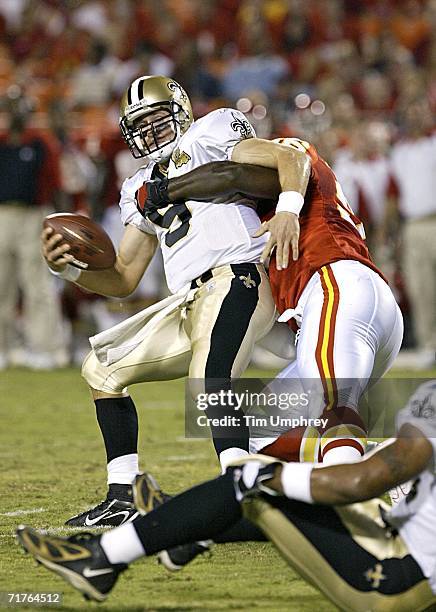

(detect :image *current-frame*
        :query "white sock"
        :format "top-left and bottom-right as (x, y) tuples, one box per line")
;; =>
(107, 454), (139, 485)
(100, 523), (145, 564)
(322, 445), (362, 465)
(219, 448), (249, 473)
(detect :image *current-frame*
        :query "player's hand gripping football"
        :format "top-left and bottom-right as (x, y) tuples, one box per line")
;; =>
(41, 227), (73, 272)
(254, 212), (300, 269)
(135, 178), (170, 217)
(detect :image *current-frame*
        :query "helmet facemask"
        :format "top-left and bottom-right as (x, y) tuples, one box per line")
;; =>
(120, 77), (193, 162)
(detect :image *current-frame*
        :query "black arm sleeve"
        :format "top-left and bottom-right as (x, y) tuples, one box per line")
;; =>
(167, 161), (281, 202)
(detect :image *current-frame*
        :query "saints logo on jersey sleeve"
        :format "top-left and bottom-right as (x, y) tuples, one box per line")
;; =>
(230, 112), (255, 139)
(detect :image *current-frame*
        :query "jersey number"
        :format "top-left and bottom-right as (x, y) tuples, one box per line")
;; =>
(147, 203), (191, 247)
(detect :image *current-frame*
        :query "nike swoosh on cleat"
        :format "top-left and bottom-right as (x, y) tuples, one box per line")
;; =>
(84, 510), (132, 527)
(83, 566), (114, 578)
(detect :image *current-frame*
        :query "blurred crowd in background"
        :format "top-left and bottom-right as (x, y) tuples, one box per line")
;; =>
(0, 0), (435, 370)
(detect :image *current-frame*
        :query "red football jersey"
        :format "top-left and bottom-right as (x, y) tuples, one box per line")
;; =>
(266, 138), (386, 316)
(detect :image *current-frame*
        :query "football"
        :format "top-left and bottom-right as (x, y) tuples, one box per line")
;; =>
(43, 213), (116, 271)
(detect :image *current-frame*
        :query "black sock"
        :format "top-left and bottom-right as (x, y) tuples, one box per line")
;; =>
(108, 483), (132, 502)
(205, 404), (249, 457)
(133, 471), (242, 554)
(95, 397), (138, 463)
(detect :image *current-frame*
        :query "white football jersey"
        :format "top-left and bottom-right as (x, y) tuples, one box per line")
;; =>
(119, 108), (268, 293)
(387, 380), (436, 593)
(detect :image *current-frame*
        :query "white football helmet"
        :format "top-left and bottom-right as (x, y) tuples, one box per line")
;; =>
(119, 75), (193, 163)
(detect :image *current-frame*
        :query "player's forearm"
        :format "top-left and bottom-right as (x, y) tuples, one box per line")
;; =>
(47, 261), (135, 298)
(268, 428), (432, 505)
(308, 454), (418, 505)
(71, 264), (139, 298)
(268, 462), (381, 505)
(167, 161), (281, 201)
(232, 139), (311, 197)
(309, 462), (390, 504)
(70, 230), (157, 298)
(274, 147), (311, 197)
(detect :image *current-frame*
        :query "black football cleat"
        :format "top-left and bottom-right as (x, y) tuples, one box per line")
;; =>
(158, 541), (212, 572)
(65, 498), (139, 528)
(16, 525), (126, 602)
(132, 472), (172, 516)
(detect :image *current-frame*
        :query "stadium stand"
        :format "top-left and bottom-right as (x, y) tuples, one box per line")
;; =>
(0, 0), (434, 368)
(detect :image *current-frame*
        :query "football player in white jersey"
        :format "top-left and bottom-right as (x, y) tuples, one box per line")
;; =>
(41, 76), (304, 527)
(18, 381), (436, 610)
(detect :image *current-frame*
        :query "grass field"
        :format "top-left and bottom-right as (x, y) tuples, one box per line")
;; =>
(1, 366), (434, 611)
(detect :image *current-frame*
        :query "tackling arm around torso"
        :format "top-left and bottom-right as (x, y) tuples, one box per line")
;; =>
(166, 140), (310, 204)
(231, 138), (311, 195)
(167, 161), (281, 202)
(163, 138), (311, 268)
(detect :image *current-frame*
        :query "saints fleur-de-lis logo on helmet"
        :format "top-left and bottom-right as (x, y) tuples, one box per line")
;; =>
(167, 80), (188, 103)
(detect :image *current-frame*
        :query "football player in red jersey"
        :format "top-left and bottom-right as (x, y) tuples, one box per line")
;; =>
(136, 136), (404, 466)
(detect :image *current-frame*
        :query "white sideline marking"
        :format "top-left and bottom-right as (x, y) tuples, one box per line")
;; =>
(0, 507), (46, 517)
(49, 526), (108, 535)
(1, 526), (108, 540)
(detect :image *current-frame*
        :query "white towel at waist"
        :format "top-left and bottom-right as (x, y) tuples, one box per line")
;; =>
(90, 285), (196, 366)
